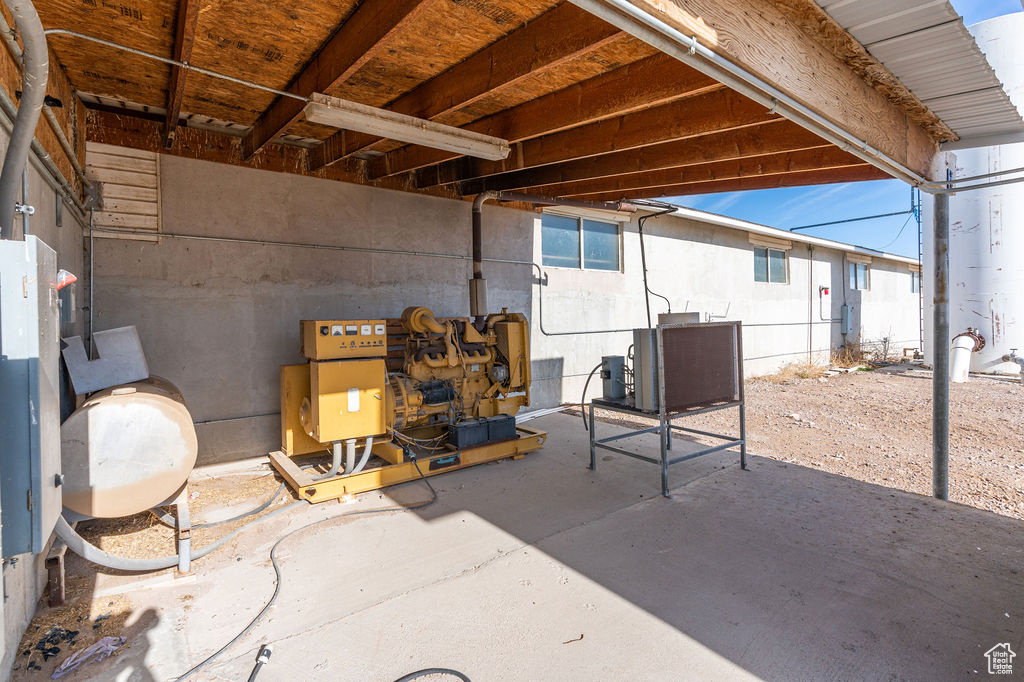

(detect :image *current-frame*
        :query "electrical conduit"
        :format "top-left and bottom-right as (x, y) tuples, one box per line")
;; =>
(0, 0), (47, 240)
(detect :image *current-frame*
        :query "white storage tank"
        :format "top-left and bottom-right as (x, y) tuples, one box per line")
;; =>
(923, 13), (1024, 375)
(61, 376), (198, 518)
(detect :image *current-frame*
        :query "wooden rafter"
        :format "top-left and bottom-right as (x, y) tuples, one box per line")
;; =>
(368, 54), (719, 179)
(162, 0), (200, 148)
(241, 0), (433, 161)
(570, 165), (890, 202)
(455, 119), (825, 195)
(520, 146), (862, 198)
(308, 3), (625, 171)
(619, 0), (937, 176)
(417, 89), (776, 189)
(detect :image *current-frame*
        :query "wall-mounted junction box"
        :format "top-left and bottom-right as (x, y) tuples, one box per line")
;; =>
(0, 236), (62, 557)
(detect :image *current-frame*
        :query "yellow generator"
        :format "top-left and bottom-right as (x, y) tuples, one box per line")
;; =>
(269, 306), (546, 502)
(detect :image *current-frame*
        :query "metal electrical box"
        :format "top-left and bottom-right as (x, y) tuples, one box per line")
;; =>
(301, 319), (387, 360)
(0, 236), (62, 557)
(840, 304), (852, 335)
(633, 328), (660, 411)
(308, 357), (387, 441)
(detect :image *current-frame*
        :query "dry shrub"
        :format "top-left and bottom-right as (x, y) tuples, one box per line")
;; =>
(760, 359), (828, 383)
(832, 339), (865, 367)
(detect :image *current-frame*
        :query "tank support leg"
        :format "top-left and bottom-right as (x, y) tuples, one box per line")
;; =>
(175, 487), (192, 573)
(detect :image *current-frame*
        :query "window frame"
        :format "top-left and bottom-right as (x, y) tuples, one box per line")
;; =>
(540, 213), (622, 272)
(849, 262), (871, 291)
(753, 246), (789, 284)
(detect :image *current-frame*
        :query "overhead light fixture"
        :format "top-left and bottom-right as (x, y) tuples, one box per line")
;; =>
(304, 93), (510, 161)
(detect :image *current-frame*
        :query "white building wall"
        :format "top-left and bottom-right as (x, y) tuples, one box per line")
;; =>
(529, 210), (921, 408)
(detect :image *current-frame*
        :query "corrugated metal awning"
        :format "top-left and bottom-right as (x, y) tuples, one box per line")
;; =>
(816, 0), (1024, 149)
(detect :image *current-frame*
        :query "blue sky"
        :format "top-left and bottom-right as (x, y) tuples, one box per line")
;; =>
(667, 0), (1022, 258)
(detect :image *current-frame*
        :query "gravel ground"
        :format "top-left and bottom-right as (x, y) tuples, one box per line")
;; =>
(587, 363), (1024, 520)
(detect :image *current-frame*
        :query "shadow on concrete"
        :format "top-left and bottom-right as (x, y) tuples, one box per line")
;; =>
(394, 412), (1024, 680)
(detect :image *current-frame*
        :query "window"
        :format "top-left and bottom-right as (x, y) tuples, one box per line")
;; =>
(753, 247), (787, 283)
(541, 214), (620, 271)
(849, 262), (870, 290)
(911, 271), (920, 293)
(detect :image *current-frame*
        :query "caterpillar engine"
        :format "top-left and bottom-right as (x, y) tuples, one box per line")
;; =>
(277, 306), (538, 491)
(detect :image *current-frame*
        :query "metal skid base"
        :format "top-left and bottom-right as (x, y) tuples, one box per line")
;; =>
(588, 398), (747, 498)
(270, 426), (547, 504)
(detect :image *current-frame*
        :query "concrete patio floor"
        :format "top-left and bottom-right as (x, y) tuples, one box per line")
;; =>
(60, 412), (1024, 681)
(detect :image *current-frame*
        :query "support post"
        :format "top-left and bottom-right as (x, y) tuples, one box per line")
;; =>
(932, 192), (950, 500)
(175, 488), (192, 573)
(588, 403), (596, 470)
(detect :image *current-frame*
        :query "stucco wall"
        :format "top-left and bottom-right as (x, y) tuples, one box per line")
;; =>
(0, 130), (89, 677)
(529, 211), (921, 408)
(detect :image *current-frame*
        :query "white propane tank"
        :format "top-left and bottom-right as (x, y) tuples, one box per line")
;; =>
(923, 13), (1024, 374)
(61, 377), (198, 518)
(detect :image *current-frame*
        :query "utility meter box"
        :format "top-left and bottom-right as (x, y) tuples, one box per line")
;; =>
(0, 236), (63, 557)
(308, 358), (387, 441)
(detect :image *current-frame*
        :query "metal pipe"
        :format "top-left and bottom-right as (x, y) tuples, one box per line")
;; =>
(637, 208), (675, 327)
(20, 164), (28, 235)
(44, 29), (306, 102)
(0, 11), (89, 187)
(0, 82), (86, 218)
(0, 0), (47, 240)
(932, 191), (950, 500)
(87, 210), (94, 356)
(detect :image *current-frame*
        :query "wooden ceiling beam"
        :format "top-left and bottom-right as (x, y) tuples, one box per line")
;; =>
(417, 89), (776, 189)
(615, 0), (938, 176)
(520, 146), (860, 198)
(308, 3), (624, 171)
(241, 0), (433, 161)
(368, 54), (719, 179)
(456, 118), (824, 195)
(162, 0), (200, 149)
(567, 165), (890, 202)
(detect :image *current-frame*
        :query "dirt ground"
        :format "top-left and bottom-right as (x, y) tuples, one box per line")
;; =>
(587, 363), (1024, 520)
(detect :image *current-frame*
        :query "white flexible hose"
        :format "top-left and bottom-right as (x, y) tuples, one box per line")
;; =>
(350, 436), (374, 474)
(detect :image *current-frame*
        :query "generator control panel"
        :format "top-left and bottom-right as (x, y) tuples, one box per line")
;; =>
(301, 319), (387, 360)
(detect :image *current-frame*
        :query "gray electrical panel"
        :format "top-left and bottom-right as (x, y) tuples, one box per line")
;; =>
(601, 355), (626, 400)
(840, 304), (852, 335)
(633, 328), (659, 411)
(0, 236), (62, 557)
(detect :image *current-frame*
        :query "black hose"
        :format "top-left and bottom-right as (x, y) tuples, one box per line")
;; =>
(395, 669), (471, 682)
(580, 363), (602, 432)
(637, 209), (676, 327)
(151, 482), (287, 530)
(0, 0), (48, 239)
(172, 457), (440, 681)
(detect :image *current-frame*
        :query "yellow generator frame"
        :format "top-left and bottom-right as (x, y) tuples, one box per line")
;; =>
(270, 307), (546, 503)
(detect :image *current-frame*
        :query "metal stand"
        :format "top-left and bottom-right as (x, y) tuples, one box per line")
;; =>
(173, 486), (192, 573)
(588, 398), (747, 498)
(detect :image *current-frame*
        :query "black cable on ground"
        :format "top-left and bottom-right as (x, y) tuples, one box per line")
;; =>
(580, 363), (603, 432)
(395, 668), (471, 682)
(173, 456), (442, 681)
(151, 482), (287, 529)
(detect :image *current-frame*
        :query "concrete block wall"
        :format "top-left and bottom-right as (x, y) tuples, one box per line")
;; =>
(92, 155), (535, 466)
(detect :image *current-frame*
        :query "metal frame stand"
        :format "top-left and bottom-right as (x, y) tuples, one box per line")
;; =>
(588, 399), (747, 498)
(172, 486), (192, 573)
